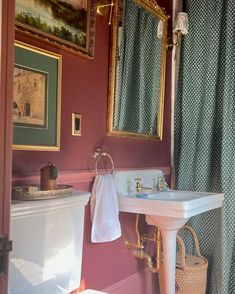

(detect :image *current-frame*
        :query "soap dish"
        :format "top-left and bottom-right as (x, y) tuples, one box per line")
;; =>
(12, 184), (73, 201)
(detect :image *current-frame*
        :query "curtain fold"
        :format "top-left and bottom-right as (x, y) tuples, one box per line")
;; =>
(175, 0), (235, 293)
(114, 0), (162, 134)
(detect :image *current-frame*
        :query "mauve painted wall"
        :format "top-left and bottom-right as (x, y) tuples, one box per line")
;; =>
(13, 8), (172, 174)
(13, 1), (172, 290)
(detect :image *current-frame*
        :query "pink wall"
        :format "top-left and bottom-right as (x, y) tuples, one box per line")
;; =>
(13, 1), (172, 290)
(13, 12), (172, 174)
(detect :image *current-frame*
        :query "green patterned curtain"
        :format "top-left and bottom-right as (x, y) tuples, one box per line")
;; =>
(175, 0), (235, 293)
(113, 0), (162, 135)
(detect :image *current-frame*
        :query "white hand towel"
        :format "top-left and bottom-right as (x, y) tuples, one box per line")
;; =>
(90, 173), (121, 243)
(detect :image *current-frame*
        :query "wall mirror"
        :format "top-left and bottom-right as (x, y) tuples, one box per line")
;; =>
(107, 0), (168, 140)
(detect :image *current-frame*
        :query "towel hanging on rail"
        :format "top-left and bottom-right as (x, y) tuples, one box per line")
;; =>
(90, 173), (121, 243)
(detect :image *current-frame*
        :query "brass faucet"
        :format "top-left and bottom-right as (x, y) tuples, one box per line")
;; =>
(158, 175), (164, 192)
(158, 174), (169, 192)
(135, 178), (152, 194)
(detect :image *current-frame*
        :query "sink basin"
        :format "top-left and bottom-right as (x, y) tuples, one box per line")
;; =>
(114, 169), (224, 294)
(118, 190), (224, 222)
(114, 169), (224, 223)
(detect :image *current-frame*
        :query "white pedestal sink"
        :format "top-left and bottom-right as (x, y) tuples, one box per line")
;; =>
(114, 169), (224, 294)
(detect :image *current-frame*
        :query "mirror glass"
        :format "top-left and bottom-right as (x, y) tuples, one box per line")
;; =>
(107, 0), (168, 140)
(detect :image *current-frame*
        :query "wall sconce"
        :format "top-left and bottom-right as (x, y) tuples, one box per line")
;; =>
(96, 0), (114, 25)
(167, 12), (189, 49)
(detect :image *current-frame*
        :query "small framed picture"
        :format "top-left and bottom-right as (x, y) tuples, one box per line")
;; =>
(13, 41), (62, 151)
(72, 113), (82, 136)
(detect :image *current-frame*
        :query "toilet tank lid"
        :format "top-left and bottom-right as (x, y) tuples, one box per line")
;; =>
(11, 191), (91, 218)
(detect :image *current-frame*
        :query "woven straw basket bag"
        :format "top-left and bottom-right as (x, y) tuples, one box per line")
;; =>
(159, 225), (208, 294)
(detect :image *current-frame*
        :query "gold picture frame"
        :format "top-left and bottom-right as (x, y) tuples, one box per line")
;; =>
(15, 0), (96, 58)
(107, 0), (168, 140)
(13, 41), (62, 151)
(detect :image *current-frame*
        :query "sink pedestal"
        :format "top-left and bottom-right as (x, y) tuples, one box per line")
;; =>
(146, 215), (190, 294)
(160, 229), (177, 294)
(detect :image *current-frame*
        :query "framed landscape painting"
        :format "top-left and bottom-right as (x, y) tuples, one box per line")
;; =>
(13, 41), (61, 151)
(15, 0), (96, 58)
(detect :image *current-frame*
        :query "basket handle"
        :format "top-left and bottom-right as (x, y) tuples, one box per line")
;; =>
(176, 225), (204, 269)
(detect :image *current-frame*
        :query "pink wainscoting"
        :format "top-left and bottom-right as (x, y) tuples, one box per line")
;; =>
(12, 166), (171, 186)
(12, 0), (172, 291)
(103, 268), (159, 294)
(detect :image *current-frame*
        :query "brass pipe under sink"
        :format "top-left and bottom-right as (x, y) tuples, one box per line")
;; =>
(125, 213), (144, 249)
(125, 214), (162, 273)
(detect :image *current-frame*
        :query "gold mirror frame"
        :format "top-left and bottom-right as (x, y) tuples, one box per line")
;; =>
(107, 0), (168, 140)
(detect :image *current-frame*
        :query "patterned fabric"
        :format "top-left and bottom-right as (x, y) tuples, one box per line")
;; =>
(175, 0), (235, 293)
(113, 0), (162, 135)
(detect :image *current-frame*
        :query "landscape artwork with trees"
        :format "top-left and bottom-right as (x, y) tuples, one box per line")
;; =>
(15, 0), (96, 57)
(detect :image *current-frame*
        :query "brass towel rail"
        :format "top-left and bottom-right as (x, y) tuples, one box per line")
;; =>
(93, 148), (115, 175)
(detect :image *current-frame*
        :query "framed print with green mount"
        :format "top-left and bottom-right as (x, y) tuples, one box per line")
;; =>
(13, 41), (61, 151)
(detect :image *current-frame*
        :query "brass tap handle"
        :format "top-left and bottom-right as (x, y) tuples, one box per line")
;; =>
(134, 178), (142, 193)
(158, 176), (164, 192)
